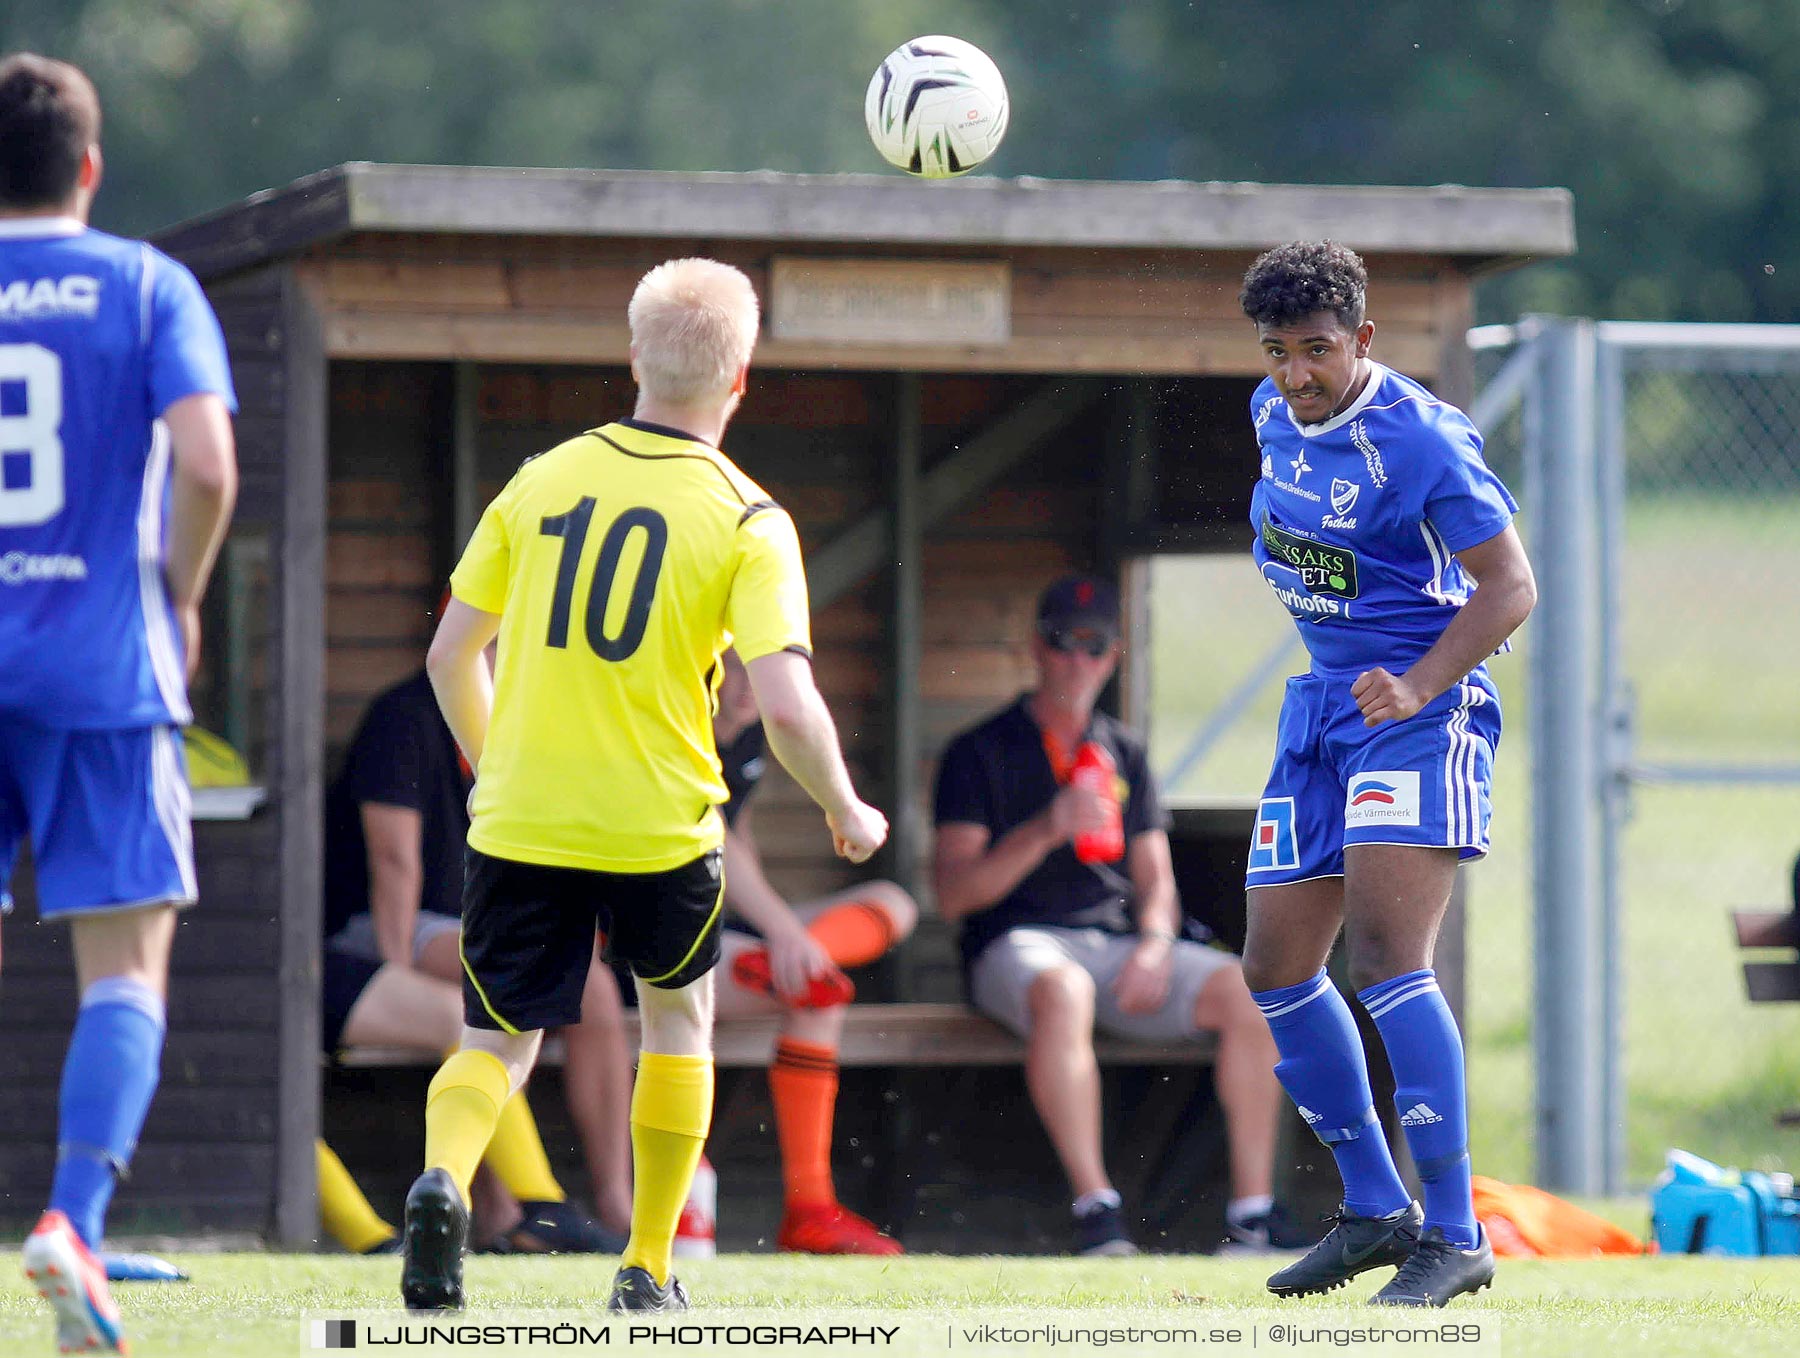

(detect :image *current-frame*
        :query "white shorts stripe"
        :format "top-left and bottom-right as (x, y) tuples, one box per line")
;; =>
(137, 421), (189, 721)
(1464, 685), (1488, 848)
(1442, 683), (1485, 849)
(150, 727), (198, 902)
(1442, 699), (1463, 845)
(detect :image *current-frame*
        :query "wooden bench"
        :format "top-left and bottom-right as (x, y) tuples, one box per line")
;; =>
(1730, 909), (1800, 1126)
(1731, 908), (1800, 1004)
(336, 1002), (1218, 1069)
(329, 1002), (1224, 1251)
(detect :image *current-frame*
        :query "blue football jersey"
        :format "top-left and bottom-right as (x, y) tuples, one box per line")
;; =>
(0, 218), (235, 728)
(1249, 363), (1517, 675)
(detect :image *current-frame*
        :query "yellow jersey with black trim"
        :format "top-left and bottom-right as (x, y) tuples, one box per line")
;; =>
(450, 418), (812, 873)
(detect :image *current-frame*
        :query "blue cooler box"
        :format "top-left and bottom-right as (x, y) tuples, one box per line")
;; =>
(1651, 1151), (1800, 1256)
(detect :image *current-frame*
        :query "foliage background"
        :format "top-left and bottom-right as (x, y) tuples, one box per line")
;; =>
(3, 0), (1795, 323)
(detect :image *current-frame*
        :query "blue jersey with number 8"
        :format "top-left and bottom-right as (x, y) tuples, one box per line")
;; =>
(0, 218), (235, 728)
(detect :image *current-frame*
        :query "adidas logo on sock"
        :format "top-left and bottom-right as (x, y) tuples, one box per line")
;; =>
(1400, 1102), (1443, 1126)
(1296, 1105), (1322, 1124)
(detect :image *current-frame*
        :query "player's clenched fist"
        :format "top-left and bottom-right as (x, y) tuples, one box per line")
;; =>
(1350, 666), (1429, 728)
(828, 800), (889, 864)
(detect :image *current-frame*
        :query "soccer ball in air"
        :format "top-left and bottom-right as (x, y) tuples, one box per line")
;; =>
(865, 36), (1009, 178)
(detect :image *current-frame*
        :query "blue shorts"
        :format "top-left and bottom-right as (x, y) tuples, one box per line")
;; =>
(1245, 669), (1503, 888)
(0, 723), (197, 918)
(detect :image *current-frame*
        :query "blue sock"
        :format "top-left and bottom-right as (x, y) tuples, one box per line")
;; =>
(1253, 970), (1411, 1218)
(49, 977), (167, 1248)
(1359, 968), (1477, 1247)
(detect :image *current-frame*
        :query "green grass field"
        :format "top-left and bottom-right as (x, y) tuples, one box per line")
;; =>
(2, 1252), (1797, 1358)
(1147, 498), (1800, 1187)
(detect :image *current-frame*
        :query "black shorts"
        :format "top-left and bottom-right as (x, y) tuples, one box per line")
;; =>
(461, 846), (724, 1033)
(321, 946), (384, 1055)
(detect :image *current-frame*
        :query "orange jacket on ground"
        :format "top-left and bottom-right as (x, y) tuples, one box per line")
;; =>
(1472, 1175), (1653, 1258)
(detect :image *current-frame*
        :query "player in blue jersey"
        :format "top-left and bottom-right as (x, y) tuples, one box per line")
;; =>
(0, 53), (237, 1354)
(1233, 243), (1535, 1307)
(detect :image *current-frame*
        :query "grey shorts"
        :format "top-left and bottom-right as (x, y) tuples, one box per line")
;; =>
(968, 925), (1237, 1043)
(326, 909), (462, 966)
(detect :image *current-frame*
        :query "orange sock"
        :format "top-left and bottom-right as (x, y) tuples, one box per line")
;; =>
(770, 1038), (838, 1208)
(807, 901), (897, 970)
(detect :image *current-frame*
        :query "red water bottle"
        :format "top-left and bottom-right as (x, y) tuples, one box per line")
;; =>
(1070, 741), (1125, 864)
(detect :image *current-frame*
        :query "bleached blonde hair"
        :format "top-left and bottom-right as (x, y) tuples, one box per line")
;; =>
(627, 258), (760, 404)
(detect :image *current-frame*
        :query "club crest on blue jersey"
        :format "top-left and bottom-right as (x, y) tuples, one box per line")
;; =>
(1249, 796), (1299, 872)
(1322, 477), (1361, 531)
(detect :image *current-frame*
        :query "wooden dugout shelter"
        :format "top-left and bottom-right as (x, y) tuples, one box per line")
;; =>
(0, 164), (1571, 1244)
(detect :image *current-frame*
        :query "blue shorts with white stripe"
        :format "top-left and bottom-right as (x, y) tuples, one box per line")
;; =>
(1245, 667), (1502, 888)
(0, 724), (196, 918)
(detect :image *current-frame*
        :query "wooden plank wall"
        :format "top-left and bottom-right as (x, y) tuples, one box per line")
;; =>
(300, 234), (1452, 379)
(325, 363), (452, 773)
(0, 266), (292, 1237)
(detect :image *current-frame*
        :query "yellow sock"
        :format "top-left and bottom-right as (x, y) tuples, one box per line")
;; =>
(623, 1052), (713, 1286)
(483, 1090), (566, 1205)
(316, 1140), (395, 1253)
(424, 1049), (513, 1205)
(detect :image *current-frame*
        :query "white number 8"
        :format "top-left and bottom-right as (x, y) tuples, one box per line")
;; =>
(0, 343), (65, 528)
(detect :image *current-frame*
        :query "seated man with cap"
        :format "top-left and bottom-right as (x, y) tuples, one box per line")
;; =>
(932, 574), (1292, 1257)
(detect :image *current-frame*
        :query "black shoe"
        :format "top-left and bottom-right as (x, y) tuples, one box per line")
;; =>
(1369, 1225), (1496, 1307)
(1266, 1201), (1423, 1298)
(1072, 1199), (1138, 1257)
(401, 1169), (469, 1312)
(509, 1200), (627, 1255)
(607, 1265), (690, 1313)
(1221, 1202), (1315, 1255)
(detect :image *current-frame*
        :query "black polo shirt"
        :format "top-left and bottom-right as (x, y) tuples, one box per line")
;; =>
(322, 670), (472, 941)
(933, 696), (1170, 972)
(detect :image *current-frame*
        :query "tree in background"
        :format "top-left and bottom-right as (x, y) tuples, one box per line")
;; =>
(2, 0), (1794, 323)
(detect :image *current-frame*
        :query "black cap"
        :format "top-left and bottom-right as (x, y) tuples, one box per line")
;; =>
(1036, 573), (1120, 638)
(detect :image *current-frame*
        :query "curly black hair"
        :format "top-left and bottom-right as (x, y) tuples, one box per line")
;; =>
(1239, 241), (1368, 332)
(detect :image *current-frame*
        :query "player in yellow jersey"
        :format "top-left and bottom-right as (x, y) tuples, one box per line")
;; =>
(401, 258), (888, 1314)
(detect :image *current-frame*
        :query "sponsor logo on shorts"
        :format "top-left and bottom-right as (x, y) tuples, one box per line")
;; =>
(1248, 796), (1299, 873)
(1345, 771), (1420, 827)
(1296, 1104), (1322, 1125)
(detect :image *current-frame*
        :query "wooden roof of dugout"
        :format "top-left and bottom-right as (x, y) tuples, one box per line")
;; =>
(155, 163), (1575, 280)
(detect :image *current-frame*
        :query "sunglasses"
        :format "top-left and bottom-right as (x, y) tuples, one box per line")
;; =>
(1040, 627), (1113, 658)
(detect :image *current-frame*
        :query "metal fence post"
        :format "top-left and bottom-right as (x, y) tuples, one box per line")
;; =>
(1593, 334), (1630, 1197)
(1526, 316), (1606, 1194)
